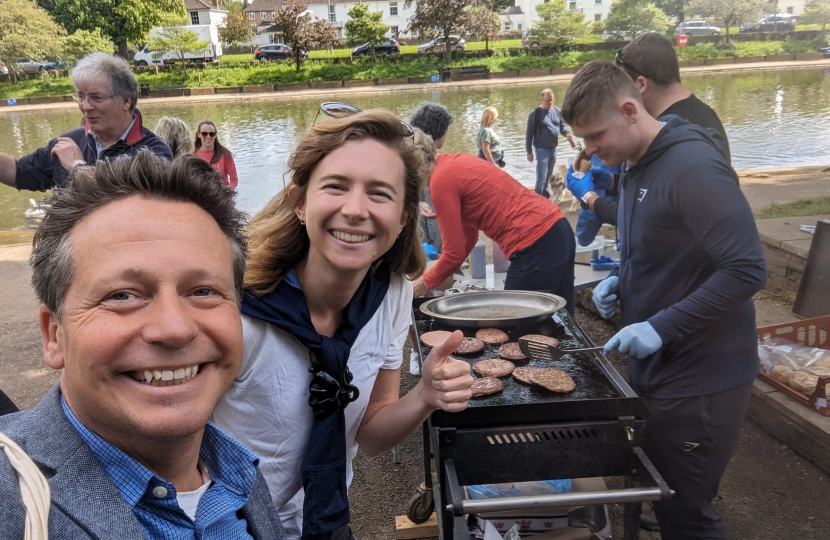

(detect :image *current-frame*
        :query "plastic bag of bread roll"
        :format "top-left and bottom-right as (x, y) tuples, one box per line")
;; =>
(573, 149), (592, 173)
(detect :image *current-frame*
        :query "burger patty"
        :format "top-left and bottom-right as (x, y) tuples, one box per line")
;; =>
(512, 367), (576, 393)
(473, 359), (516, 378)
(455, 337), (485, 355)
(520, 334), (560, 348)
(475, 328), (509, 344)
(499, 342), (527, 361)
(420, 330), (453, 348)
(471, 377), (503, 397)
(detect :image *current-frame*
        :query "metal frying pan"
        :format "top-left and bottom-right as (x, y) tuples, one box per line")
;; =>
(419, 290), (567, 329)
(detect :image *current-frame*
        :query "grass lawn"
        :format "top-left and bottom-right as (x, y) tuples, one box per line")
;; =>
(755, 197), (830, 219)
(221, 53), (254, 63)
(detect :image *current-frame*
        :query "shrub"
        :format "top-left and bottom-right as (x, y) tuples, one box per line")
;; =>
(591, 21), (605, 35)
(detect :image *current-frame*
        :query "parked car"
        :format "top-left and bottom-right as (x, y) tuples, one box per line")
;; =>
(0, 63), (8, 75)
(15, 59), (54, 73)
(417, 35), (466, 54)
(522, 29), (541, 48)
(674, 21), (721, 36)
(352, 39), (400, 57)
(601, 29), (656, 42)
(740, 15), (796, 33)
(254, 43), (308, 61)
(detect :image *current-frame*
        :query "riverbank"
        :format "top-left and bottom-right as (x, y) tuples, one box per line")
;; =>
(2, 57), (829, 115)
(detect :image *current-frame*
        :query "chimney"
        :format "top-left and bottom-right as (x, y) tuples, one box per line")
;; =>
(213, 0), (219, 7)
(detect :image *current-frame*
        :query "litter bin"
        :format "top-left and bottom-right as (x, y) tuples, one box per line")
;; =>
(441, 67), (451, 82)
(140, 83), (150, 98)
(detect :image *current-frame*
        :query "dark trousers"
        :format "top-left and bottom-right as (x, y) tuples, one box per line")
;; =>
(331, 524), (357, 540)
(0, 388), (18, 416)
(504, 218), (576, 315)
(644, 380), (754, 540)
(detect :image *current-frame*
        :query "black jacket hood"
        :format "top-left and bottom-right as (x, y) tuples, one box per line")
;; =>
(629, 114), (729, 173)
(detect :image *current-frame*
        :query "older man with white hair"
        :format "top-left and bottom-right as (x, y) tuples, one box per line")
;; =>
(0, 52), (172, 191)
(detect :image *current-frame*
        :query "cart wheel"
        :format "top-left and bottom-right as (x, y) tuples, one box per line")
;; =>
(406, 490), (435, 524)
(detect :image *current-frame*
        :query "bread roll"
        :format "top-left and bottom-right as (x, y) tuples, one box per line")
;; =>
(574, 149), (592, 173)
(789, 371), (818, 396)
(770, 364), (793, 384)
(806, 365), (830, 378)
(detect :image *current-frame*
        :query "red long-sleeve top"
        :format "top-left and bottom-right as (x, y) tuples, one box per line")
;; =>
(423, 153), (565, 290)
(195, 149), (239, 188)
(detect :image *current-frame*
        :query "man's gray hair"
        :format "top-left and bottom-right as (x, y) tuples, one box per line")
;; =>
(30, 151), (248, 320)
(541, 88), (554, 98)
(71, 52), (139, 113)
(409, 102), (454, 141)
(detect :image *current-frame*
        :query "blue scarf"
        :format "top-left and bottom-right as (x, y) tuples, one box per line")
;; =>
(241, 266), (391, 540)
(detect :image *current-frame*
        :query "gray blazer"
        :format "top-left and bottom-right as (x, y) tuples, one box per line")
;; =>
(0, 385), (286, 540)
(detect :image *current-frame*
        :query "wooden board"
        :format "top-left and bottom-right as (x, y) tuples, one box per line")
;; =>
(794, 220), (830, 318)
(395, 513), (438, 540)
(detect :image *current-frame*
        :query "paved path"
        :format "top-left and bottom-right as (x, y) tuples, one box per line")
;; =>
(2, 58), (830, 116)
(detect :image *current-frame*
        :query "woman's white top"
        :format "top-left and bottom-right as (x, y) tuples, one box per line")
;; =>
(211, 273), (413, 539)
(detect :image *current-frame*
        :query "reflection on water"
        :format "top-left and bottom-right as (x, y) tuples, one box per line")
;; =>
(1, 67), (829, 233)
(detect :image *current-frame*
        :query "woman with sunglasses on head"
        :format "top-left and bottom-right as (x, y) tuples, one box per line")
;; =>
(410, 132), (576, 313)
(195, 120), (239, 188)
(211, 107), (473, 540)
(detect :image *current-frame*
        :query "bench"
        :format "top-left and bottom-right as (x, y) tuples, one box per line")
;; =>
(157, 84), (187, 91)
(451, 65), (490, 81)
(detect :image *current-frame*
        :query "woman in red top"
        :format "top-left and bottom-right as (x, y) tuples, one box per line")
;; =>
(411, 133), (576, 313)
(194, 120), (239, 188)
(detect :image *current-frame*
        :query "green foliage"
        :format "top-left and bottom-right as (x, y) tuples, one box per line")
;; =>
(465, 0), (501, 51)
(219, 4), (255, 45)
(604, 0), (670, 38)
(653, 0), (684, 21)
(802, 0), (830, 41)
(532, 0), (590, 50)
(0, 0), (64, 84)
(591, 21), (606, 35)
(36, 0), (184, 57)
(344, 3), (389, 54)
(405, 0), (470, 63)
(755, 197), (830, 219)
(679, 40), (816, 58)
(61, 29), (113, 62)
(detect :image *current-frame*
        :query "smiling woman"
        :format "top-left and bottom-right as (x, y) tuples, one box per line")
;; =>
(211, 108), (474, 540)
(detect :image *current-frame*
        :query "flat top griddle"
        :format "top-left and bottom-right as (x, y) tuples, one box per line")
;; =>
(414, 308), (645, 427)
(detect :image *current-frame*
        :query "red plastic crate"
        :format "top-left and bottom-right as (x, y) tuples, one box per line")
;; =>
(757, 316), (830, 416)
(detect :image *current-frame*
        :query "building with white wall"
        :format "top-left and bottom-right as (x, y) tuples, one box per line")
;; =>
(183, 0), (228, 54)
(504, 0), (613, 33)
(304, 0), (417, 39)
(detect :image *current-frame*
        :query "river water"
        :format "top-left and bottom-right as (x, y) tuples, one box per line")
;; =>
(1, 66), (829, 236)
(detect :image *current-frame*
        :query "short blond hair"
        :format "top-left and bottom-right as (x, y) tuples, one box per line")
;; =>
(480, 106), (498, 127)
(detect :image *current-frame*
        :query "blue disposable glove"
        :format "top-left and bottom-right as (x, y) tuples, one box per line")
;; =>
(592, 275), (618, 319)
(604, 322), (663, 359)
(590, 167), (612, 191)
(566, 165), (595, 200)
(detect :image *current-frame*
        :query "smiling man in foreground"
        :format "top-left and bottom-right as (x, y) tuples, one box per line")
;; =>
(0, 152), (285, 539)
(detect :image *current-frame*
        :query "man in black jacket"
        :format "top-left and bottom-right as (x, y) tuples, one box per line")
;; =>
(570, 33), (731, 226)
(0, 52), (172, 191)
(562, 61), (766, 540)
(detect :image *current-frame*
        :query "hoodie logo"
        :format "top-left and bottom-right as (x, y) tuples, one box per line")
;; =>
(637, 188), (648, 202)
(683, 442), (700, 452)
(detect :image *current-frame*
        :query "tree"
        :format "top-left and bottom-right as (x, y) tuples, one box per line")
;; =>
(61, 29), (113, 63)
(219, 3), (255, 45)
(465, 0), (501, 53)
(405, 0), (470, 63)
(604, 0), (670, 41)
(802, 0), (830, 43)
(344, 3), (389, 58)
(0, 0), (64, 84)
(36, 0), (184, 59)
(684, 0), (765, 44)
(654, 0), (685, 21)
(148, 17), (210, 73)
(275, 0), (338, 72)
(532, 0), (589, 51)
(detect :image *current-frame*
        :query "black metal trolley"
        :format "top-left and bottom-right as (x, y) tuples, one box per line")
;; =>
(407, 306), (672, 539)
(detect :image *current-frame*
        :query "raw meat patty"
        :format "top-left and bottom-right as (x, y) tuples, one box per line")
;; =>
(420, 330), (453, 348)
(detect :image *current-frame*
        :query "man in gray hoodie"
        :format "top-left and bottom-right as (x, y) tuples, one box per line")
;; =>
(562, 61), (766, 540)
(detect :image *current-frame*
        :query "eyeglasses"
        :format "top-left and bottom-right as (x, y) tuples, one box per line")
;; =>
(200, 131), (217, 137)
(71, 93), (112, 106)
(614, 49), (644, 79)
(313, 102), (415, 137)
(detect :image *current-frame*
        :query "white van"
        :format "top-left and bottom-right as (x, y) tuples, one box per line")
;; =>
(133, 25), (221, 66)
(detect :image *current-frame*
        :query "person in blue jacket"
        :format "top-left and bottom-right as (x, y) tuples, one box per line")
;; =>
(0, 52), (172, 192)
(562, 61), (767, 540)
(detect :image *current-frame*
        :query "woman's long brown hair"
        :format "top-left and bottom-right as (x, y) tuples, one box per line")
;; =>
(245, 109), (429, 294)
